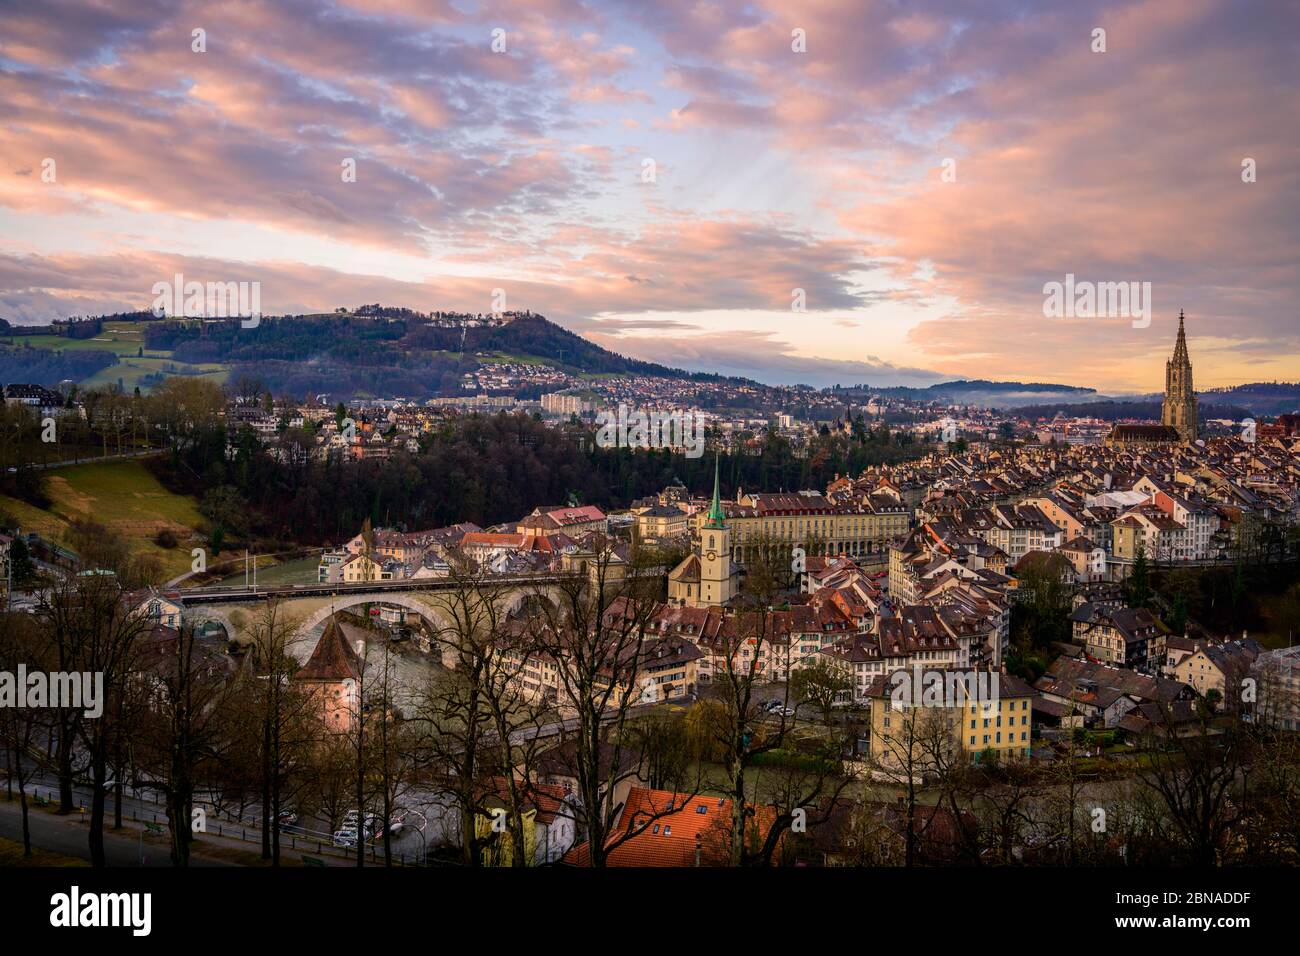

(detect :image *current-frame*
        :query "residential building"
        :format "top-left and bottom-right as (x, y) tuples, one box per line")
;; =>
(1069, 603), (1165, 670)
(862, 669), (1037, 765)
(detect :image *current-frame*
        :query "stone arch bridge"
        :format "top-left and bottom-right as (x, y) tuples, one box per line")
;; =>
(174, 574), (573, 653)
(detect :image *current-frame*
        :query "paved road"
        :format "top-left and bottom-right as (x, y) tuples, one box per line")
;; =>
(1, 771), (368, 867)
(175, 570), (579, 604)
(18, 448), (163, 472)
(0, 797), (238, 867)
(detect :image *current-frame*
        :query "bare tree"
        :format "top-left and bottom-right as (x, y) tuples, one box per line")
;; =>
(695, 537), (854, 866)
(532, 537), (691, 866)
(39, 570), (148, 866)
(370, 639), (419, 867)
(1136, 701), (1249, 865)
(0, 611), (49, 856)
(413, 553), (554, 866)
(134, 624), (242, 866)
(870, 700), (960, 867)
(244, 600), (313, 866)
(970, 759), (1045, 865)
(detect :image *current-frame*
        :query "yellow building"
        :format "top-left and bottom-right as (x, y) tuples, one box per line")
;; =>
(636, 504), (689, 543)
(1112, 507), (1188, 562)
(475, 801), (538, 867)
(864, 669), (1036, 768)
(688, 487), (909, 566)
(340, 552), (392, 582)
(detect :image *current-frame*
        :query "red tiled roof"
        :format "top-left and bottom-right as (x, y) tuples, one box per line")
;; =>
(563, 787), (769, 867)
(295, 616), (363, 682)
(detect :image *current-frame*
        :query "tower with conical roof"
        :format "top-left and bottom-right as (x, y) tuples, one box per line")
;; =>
(1161, 310), (1198, 443)
(705, 453), (727, 529)
(699, 454), (735, 606)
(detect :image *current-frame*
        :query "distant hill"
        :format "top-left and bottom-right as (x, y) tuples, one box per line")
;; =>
(839, 379), (1097, 408)
(405, 313), (707, 379)
(1198, 382), (1300, 417)
(1083, 382), (1300, 418)
(1011, 399), (1254, 423)
(137, 310), (744, 399)
(837, 377), (1300, 416)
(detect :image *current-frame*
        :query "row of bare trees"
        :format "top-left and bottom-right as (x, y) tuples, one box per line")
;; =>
(0, 378), (228, 476)
(863, 693), (1300, 867)
(0, 571), (319, 867)
(5, 538), (1297, 868)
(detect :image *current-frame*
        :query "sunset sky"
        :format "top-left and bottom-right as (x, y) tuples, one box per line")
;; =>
(1, 0), (1296, 391)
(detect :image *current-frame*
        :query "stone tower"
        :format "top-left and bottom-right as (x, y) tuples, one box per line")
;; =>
(1161, 310), (1198, 443)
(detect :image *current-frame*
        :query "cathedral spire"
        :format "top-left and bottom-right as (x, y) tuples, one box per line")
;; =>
(1162, 310), (1197, 442)
(1172, 309), (1189, 364)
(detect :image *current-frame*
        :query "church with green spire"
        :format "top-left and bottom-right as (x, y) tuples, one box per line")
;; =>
(668, 455), (739, 607)
(704, 453), (728, 529)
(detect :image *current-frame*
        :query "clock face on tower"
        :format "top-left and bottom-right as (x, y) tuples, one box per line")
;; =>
(706, 550), (717, 561)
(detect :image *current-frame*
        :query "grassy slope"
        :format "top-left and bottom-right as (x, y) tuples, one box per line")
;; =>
(8, 321), (230, 393)
(0, 459), (206, 580)
(81, 357), (228, 391)
(0, 835), (88, 867)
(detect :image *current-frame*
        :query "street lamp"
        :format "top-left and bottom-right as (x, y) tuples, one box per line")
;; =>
(403, 809), (428, 865)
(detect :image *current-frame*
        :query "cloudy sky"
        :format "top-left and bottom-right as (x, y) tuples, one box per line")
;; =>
(1, 0), (1296, 391)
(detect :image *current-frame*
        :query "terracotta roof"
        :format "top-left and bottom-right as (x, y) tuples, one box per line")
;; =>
(563, 787), (775, 867)
(296, 616), (364, 682)
(1108, 424), (1180, 443)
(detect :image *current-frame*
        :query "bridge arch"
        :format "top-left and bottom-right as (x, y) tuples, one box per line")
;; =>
(503, 589), (561, 620)
(295, 591), (450, 641)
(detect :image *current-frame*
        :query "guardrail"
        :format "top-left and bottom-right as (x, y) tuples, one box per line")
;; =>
(175, 571), (580, 603)
(18, 785), (429, 866)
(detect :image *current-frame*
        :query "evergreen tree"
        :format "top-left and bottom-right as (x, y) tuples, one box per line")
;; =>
(1127, 544), (1151, 608)
(7, 536), (36, 588)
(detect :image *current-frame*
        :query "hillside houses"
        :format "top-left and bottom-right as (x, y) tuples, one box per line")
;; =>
(821, 603), (999, 700)
(1069, 603), (1166, 670)
(1162, 635), (1263, 702)
(1033, 657), (1195, 728)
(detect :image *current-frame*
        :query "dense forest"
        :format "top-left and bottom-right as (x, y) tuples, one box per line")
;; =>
(0, 344), (118, 384)
(146, 407), (927, 549)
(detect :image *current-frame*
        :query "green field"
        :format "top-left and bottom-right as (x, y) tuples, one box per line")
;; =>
(214, 554), (322, 587)
(0, 459), (207, 581)
(7, 321), (161, 355)
(82, 356), (229, 392)
(6, 321), (230, 394)
(481, 351), (549, 366)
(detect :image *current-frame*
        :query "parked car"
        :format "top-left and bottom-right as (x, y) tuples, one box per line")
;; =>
(333, 827), (357, 848)
(277, 809), (299, 828)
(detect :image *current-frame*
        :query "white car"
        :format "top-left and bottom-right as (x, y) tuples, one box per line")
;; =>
(332, 827), (358, 848)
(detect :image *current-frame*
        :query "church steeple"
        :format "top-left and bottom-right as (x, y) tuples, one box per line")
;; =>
(705, 453), (727, 529)
(1162, 309), (1198, 443)
(1171, 309), (1189, 365)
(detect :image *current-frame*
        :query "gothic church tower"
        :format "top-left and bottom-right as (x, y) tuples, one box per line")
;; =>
(1161, 310), (1198, 443)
